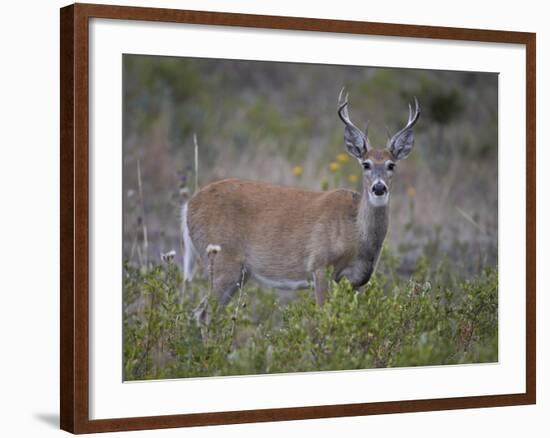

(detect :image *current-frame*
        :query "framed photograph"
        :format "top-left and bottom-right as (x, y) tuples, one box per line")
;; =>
(60, 2), (536, 434)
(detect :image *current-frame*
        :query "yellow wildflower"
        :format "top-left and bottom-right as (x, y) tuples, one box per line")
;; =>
(329, 162), (340, 171)
(292, 165), (303, 177)
(348, 174), (358, 183)
(336, 153), (349, 163)
(407, 186), (417, 198)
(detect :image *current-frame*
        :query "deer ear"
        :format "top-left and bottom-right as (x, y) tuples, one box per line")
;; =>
(388, 98), (420, 160)
(344, 125), (368, 159)
(388, 128), (414, 160)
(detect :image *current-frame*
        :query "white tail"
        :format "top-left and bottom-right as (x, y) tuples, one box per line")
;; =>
(182, 90), (420, 308)
(181, 202), (198, 282)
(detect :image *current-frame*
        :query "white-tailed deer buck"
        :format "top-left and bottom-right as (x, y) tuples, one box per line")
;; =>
(182, 90), (420, 311)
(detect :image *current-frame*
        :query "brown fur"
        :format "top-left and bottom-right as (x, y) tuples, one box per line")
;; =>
(186, 177), (388, 305)
(365, 148), (394, 162)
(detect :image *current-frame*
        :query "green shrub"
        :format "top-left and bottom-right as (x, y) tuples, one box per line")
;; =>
(123, 258), (497, 380)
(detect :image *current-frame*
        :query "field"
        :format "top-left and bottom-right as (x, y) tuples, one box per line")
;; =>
(122, 55), (498, 380)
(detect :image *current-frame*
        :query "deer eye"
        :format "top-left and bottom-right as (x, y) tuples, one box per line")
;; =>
(362, 161), (372, 170)
(387, 162), (396, 171)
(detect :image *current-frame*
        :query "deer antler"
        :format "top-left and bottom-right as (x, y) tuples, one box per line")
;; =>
(387, 97), (421, 160)
(338, 87), (370, 151)
(389, 97), (420, 145)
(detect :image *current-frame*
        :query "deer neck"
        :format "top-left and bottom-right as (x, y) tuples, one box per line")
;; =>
(356, 190), (389, 257)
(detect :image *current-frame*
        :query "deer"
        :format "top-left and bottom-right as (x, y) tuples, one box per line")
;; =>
(182, 89), (420, 318)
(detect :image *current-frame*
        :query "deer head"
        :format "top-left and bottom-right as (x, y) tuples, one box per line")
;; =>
(338, 89), (420, 207)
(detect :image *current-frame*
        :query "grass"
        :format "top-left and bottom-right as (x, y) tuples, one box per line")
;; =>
(123, 248), (498, 381)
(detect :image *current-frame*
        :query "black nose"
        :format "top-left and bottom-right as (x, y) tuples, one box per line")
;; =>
(372, 182), (387, 196)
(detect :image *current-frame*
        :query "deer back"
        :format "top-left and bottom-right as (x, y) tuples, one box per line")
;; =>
(186, 178), (362, 279)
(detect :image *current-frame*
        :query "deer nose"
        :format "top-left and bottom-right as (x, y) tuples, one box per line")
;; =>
(372, 181), (387, 196)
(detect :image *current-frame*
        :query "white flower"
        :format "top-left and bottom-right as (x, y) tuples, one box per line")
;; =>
(179, 187), (189, 196)
(206, 244), (221, 255)
(160, 250), (176, 263)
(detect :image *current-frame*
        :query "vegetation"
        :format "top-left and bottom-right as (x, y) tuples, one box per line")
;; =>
(124, 248), (497, 380)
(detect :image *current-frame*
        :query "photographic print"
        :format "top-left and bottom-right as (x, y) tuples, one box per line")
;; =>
(122, 55), (498, 381)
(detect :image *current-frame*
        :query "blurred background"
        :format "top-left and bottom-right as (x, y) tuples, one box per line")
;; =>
(123, 54), (498, 281)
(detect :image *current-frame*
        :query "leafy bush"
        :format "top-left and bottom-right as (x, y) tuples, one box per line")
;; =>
(123, 255), (497, 380)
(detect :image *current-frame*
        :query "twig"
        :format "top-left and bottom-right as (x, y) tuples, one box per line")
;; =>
(136, 244), (143, 269)
(195, 244), (221, 339)
(456, 206), (483, 232)
(193, 133), (199, 194)
(228, 268), (247, 351)
(141, 285), (157, 377)
(129, 233), (138, 266)
(462, 302), (492, 352)
(179, 227), (186, 302)
(136, 159), (149, 270)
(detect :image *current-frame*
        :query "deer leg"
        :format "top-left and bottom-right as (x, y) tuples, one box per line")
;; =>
(196, 256), (246, 327)
(211, 252), (247, 305)
(214, 269), (245, 305)
(313, 269), (331, 305)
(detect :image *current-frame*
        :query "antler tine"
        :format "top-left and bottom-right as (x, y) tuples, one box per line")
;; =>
(343, 93), (351, 118)
(337, 88), (353, 125)
(337, 88), (371, 152)
(411, 97), (420, 125)
(337, 102), (350, 125)
(404, 97), (421, 129)
(338, 86), (346, 105)
(389, 97), (421, 146)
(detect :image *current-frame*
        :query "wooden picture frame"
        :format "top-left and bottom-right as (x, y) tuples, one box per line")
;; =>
(60, 2), (536, 433)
